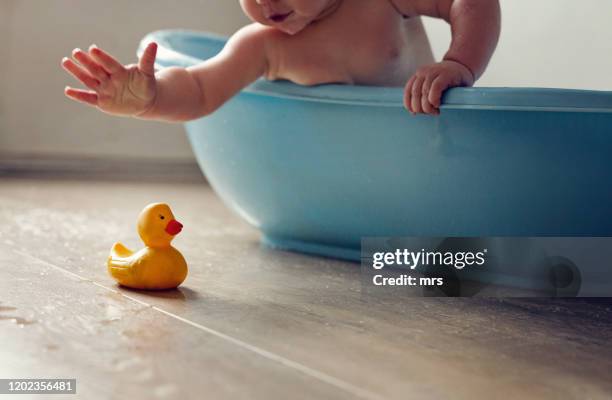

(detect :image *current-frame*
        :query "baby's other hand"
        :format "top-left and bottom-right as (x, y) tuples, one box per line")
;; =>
(61, 43), (158, 116)
(404, 60), (474, 115)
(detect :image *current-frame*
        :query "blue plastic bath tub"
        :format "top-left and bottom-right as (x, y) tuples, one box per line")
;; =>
(139, 30), (612, 263)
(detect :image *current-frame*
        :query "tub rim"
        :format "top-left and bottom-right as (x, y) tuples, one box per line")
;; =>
(140, 29), (612, 113)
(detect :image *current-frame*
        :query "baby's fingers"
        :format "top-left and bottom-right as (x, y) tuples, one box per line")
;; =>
(64, 87), (99, 106)
(89, 45), (124, 74)
(411, 76), (425, 114)
(72, 48), (109, 81)
(428, 76), (450, 109)
(404, 75), (416, 113)
(62, 58), (100, 90)
(421, 73), (439, 115)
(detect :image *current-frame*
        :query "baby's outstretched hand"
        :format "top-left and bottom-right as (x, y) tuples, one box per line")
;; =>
(404, 60), (474, 115)
(61, 43), (158, 116)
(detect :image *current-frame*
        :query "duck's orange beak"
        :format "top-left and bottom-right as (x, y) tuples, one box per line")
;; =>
(165, 219), (183, 235)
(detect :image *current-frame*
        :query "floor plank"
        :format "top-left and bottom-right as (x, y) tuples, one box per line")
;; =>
(1, 178), (611, 399)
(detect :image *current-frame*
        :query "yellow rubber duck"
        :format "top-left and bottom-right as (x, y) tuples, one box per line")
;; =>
(107, 203), (188, 290)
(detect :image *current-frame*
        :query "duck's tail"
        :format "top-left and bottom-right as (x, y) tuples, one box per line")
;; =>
(107, 242), (134, 278)
(110, 242), (133, 259)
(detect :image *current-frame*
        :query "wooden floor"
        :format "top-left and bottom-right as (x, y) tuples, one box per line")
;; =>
(1, 177), (611, 400)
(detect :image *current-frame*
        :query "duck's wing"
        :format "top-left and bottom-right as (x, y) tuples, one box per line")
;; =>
(108, 264), (131, 279)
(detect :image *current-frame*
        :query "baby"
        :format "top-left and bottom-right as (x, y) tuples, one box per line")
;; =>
(62, 0), (500, 119)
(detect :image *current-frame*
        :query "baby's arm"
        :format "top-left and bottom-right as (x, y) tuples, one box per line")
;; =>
(143, 25), (269, 121)
(397, 0), (501, 115)
(62, 25), (269, 122)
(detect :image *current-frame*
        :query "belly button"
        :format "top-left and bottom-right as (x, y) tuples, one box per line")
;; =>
(388, 47), (400, 60)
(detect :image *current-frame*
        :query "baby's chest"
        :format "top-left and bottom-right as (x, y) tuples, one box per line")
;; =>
(340, 15), (435, 86)
(341, 23), (412, 85)
(274, 16), (431, 87)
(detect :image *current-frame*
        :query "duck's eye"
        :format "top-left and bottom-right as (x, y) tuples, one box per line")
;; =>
(160, 215), (165, 220)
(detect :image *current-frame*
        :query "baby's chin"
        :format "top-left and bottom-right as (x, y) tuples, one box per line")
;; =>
(269, 18), (311, 35)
